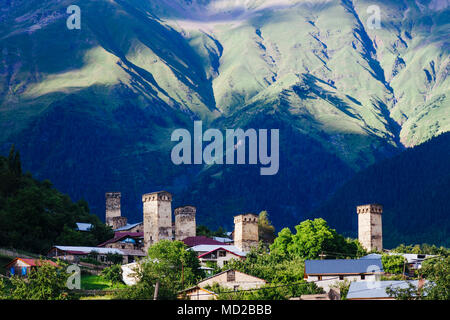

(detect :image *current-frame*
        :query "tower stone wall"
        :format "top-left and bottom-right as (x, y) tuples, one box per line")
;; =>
(143, 191), (173, 252)
(174, 206), (196, 241)
(111, 216), (128, 230)
(234, 213), (259, 252)
(357, 204), (383, 252)
(106, 192), (121, 227)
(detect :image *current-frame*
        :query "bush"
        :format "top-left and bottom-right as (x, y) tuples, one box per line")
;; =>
(1, 260), (69, 300)
(382, 254), (407, 275)
(101, 264), (123, 285)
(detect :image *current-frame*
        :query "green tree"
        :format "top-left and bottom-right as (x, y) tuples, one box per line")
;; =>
(106, 253), (123, 266)
(0, 278), (8, 299)
(386, 282), (423, 300)
(6, 260), (69, 300)
(101, 264), (124, 286)
(382, 254), (407, 275)
(258, 211), (276, 245)
(420, 256), (450, 300)
(207, 280), (322, 300)
(0, 147), (114, 254)
(88, 250), (99, 262)
(196, 225), (228, 238)
(269, 227), (293, 258)
(7, 144), (22, 177)
(391, 244), (449, 256)
(270, 219), (365, 260)
(222, 243), (317, 296)
(117, 240), (204, 300)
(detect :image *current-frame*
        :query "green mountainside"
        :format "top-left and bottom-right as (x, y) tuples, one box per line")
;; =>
(0, 146), (113, 253)
(0, 0), (448, 242)
(311, 132), (450, 248)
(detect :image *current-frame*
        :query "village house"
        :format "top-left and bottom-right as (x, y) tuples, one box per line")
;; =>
(389, 253), (437, 271)
(190, 245), (246, 268)
(346, 280), (428, 300)
(5, 258), (59, 277)
(98, 192), (259, 270)
(180, 270), (267, 300)
(98, 232), (144, 251)
(290, 288), (340, 300)
(304, 258), (384, 292)
(114, 222), (144, 233)
(47, 245), (145, 264)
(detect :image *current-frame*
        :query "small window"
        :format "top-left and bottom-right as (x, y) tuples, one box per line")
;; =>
(318, 275), (322, 281)
(339, 275), (344, 280)
(361, 275), (365, 280)
(233, 285), (239, 291)
(227, 270), (236, 282)
(219, 250), (226, 257)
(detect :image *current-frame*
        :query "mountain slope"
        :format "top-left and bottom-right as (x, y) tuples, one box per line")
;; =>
(310, 132), (450, 248)
(0, 0), (448, 241)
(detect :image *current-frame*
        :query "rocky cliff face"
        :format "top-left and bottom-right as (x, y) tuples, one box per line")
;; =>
(0, 0), (448, 233)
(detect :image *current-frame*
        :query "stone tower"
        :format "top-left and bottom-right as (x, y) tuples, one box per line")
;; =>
(234, 213), (259, 252)
(174, 206), (196, 241)
(142, 191), (173, 252)
(357, 204), (383, 252)
(105, 192), (121, 227)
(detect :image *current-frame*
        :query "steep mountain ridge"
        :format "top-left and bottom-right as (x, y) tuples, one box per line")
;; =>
(311, 132), (450, 247)
(0, 0), (448, 241)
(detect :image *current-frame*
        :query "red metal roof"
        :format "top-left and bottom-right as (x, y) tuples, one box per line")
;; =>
(98, 232), (143, 247)
(182, 236), (224, 247)
(5, 258), (59, 268)
(114, 232), (144, 238)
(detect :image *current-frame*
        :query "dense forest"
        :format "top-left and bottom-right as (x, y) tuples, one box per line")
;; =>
(311, 132), (450, 248)
(0, 145), (113, 254)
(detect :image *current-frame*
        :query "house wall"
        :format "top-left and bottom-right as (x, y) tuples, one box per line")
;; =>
(186, 288), (216, 300)
(128, 224), (143, 233)
(106, 242), (136, 250)
(7, 260), (31, 276)
(111, 216), (127, 230)
(306, 274), (378, 292)
(47, 249), (79, 262)
(199, 270), (266, 290)
(200, 251), (243, 268)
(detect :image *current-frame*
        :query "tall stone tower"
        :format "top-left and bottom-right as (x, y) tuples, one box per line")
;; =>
(234, 213), (259, 252)
(105, 192), (121, 227)
(357, 204), (383, 252)
(142, 191), (173, 252)
(174, 206), (196, 241)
